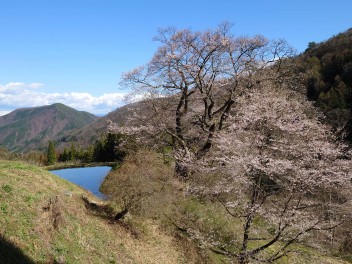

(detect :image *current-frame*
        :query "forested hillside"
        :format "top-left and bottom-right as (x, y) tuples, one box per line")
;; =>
(300, 28), (352, 141)
(0, 103), (97, 152)
(54, 103), (139, 150)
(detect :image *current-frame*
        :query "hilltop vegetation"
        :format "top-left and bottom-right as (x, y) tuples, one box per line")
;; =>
(300, 28), (352, 140)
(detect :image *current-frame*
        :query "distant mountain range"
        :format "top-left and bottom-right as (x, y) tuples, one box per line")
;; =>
(0, 103), (97, 152)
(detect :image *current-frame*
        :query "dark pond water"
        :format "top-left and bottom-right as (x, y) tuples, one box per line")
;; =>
(50, 166), (111, 199)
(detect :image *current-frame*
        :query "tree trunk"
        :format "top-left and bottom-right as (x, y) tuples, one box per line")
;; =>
(174, 160), (189, 179)
(344, 108), (352, 144)
(114, 208), (128, 221)
(238, 254), (249, 264)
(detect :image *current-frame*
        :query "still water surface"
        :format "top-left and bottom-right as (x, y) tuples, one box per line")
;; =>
(50, 166), (111, 199)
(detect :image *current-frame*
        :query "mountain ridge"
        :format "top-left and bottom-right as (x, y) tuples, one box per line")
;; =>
(53, 102), (144, 150)
(0, 103), (98, 152)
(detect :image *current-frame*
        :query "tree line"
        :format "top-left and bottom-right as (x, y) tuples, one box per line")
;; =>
(46, 133), (127, 165)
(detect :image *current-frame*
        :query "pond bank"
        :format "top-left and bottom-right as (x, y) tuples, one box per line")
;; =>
(44, 161), (118, 171)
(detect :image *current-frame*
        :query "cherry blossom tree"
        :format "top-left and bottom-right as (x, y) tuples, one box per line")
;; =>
(184, 86), (352, 263)
(119, 23), (295, 176)
(109, 23), (352, 262)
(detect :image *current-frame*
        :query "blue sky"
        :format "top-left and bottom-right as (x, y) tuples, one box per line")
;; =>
(0, 0), (351, 115)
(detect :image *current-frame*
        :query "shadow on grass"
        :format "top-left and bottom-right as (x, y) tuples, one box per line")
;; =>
(0, 235), (35, 264)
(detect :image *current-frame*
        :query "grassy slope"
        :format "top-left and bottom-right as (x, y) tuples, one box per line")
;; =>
(0, 160), (187, 264)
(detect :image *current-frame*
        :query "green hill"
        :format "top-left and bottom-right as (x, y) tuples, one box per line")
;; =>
(0, 103), (98, 152)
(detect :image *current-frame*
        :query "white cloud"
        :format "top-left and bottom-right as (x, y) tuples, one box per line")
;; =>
(0, 111), (10, 116)
(0, 82), (44, 94)
(0, 82), (128, 115)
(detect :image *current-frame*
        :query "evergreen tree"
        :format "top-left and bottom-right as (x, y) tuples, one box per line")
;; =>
(69, 143), (77, 161)
(91, 133), (126, 162)
(46, 141), (57, 165)
(93, 140), (104, 162)
(83, 145), (94, 163)
(104, 133), (124, 161)
(59, 147), (69, 162)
